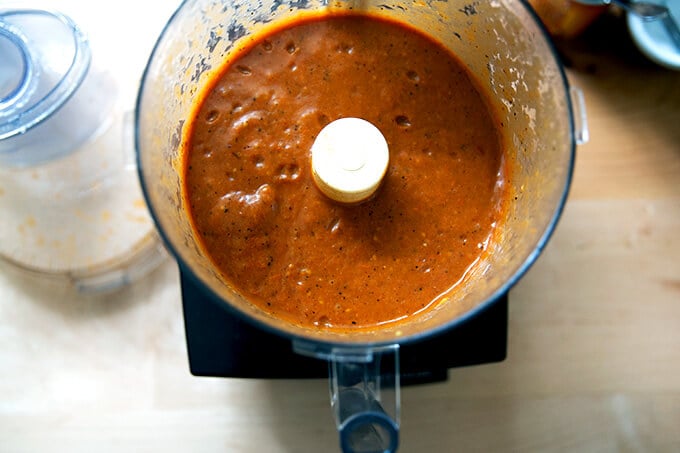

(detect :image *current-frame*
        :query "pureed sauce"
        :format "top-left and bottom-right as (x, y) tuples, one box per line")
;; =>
(183, 14), (508, 331)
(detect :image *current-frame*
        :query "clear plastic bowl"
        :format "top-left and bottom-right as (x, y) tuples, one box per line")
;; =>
(0, 8), (165, 292)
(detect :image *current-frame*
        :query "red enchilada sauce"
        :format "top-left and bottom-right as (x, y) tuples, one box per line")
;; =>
(183, 14), (507, 331)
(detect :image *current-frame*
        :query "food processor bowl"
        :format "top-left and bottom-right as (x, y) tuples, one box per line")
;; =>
(136, 0), (585, 450)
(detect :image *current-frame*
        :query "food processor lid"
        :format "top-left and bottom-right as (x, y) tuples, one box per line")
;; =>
(0, 8), (166, 292)
(627, 2), (680, 70)
(0, 8), (90, 141)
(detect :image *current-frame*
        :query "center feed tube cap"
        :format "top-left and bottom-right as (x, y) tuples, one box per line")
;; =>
(311, 117), (390, 204)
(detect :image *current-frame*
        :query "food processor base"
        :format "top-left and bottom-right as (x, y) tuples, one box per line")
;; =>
(180, 270), (508, 384)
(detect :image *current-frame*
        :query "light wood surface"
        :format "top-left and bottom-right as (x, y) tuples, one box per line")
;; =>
(1, 2), (679, 452)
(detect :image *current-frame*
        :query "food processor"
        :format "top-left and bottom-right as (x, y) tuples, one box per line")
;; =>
(135, 0), (587, 451)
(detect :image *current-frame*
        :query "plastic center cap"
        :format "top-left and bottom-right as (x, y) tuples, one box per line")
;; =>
(311, 117), (389, 204)
(339, 146), (366, 172)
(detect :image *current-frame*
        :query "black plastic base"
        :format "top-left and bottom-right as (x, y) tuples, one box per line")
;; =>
(181, 271), (508, 385)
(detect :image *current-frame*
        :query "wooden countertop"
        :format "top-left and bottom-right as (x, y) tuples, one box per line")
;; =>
(1, 3), (679, 452)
